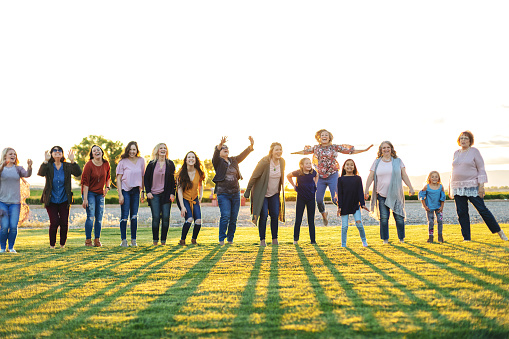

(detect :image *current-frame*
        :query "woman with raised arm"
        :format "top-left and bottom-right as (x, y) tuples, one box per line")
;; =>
(144, 143), (176, 245)
(364, 141), (415, 244)
(0, 148), (32, 253)
(450, 131), (507, 241)
(81, 145), (111, 247)
(212, 136), (254, 245)
(244, 142), (285, 247)
(293, 129), (373, 226)
(176, 151), (205, 245)
(116, 141), (145, 247)
(38, 146), (82, 249)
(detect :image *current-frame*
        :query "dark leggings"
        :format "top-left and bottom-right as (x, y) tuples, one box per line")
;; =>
(294, 197), (316, 242)
(46, 202), (70, 247)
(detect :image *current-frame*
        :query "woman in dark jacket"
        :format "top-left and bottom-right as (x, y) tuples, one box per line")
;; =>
(38, 146), (82, 249)
(144, 143), (176, 245)
(244, 142), (285, 247)
(212, 136), (254, 245)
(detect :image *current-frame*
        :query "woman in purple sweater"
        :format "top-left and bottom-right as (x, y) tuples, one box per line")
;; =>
(450, 131), (507, 241)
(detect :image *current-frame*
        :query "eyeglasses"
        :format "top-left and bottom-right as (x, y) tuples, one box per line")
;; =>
(51, 148), (63, 153)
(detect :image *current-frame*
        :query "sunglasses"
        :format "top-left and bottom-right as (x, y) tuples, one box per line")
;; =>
(51, 148), (63, 153)
(221, 146), (229, 150)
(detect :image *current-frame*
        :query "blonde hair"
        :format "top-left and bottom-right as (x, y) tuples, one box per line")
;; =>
(152, 143), (168, 160)
(268, 142), (283, 159)
(1, 147), (19, 167)
(376, 141), (398, 159)
(426, 171), (442, 184)
(298, 157), (312, 176)
(315, 129), (333, 144)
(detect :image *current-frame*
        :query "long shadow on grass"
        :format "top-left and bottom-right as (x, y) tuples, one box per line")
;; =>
(374, 246), (504, 335)
(441, 241), (504, 261)
(114, 244), (230, 338)
(470, 240), (509, 252)
(312, 245), (384, 335)
(230, 246), (265, 337)
(407, 243), (509, 286)
(26, 246), (188, 338)
(348, 247), (458, 333)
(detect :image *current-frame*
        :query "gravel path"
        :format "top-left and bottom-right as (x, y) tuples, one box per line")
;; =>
(25, 200), (509, 228)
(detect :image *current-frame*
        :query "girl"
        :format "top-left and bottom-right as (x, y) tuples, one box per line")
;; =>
(177, 151), (205, 245)
(38, 146), (82, 249)
(144, 143), (176, 246)
(287, 158), (318, 244)
(0, 148), (32, 253)
(116, 141), (145, 247)
(419, 171), (446, 243)
(337, 159), (369, 247)
(81, 145), (111, 247)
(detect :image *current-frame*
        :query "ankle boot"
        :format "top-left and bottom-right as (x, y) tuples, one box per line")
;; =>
(191, 238), (197, 245)
(85, 239), (93, 247)
(179, 239), (186, 246)
(438, 234), (444, 243)
(94, 238), (102, 247)
(427, 235), (433, 243)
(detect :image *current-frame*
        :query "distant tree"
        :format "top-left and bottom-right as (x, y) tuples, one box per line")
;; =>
(173, 158), (215, 189)
(73, 135), (124, 186)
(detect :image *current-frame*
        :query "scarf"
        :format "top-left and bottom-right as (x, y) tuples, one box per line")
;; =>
(369, 157), (406, 220)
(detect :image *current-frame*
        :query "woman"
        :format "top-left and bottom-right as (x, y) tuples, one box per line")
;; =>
(177, 151), (205, 245)
(244, 142), (285, 247)
(293, 129), (373, 225)
(0, 148), (32, 253)
(38, 146), (82, 249)
(116, 141), (145, 247)
(449, 131), (507, 241)
(81, 145), (111, 247)
(364, 141), (415, 244)
(144, 143), (176, 245)
(212, 136), (254, 245)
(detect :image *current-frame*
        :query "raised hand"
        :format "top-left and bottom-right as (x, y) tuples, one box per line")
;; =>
(68, 149), (76, 163)
(44, 150), (51, 163)
(27, 159), (33, 168)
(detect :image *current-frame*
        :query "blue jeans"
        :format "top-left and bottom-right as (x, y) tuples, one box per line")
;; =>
(150, 193), (171, 242)
(84, 191), (104, 239)
(316, 172), (339, 213)
(181, 197), (202, 241)
(341, 209), (367, 247)
(294, 196), (316, 243)
(378, 196), (405, 241)
(120, 188), (140, 240)
(217, 193), (240, 242)
(258, 194), (280, 241)
(0, 202), (20, 250)
(454, 195), (500, 240)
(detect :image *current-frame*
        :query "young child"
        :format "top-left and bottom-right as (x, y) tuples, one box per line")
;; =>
(419, 171), (446, 243)
(337, 159), (369, 247)
(287, 158), (318, 244)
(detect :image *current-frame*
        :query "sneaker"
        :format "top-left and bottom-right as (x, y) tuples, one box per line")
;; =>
(131, 239), (137, 247)
(0, 249), (5, 253)
(399, 239), (405, 243)
(362, 241), (368, 247)
(498, 230), (508, 241)
(8, 249), (17, 253)
(383, 240), (389, 245)
(120, 239), (128, 247)
(322, 212), (329, 226)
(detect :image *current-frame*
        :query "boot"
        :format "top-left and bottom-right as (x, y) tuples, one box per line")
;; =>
(438, 234), (444, 243)
(191, 238), (197, 245)
(427, 235), (433, 243)
(178, 239), (186, 246)
(94, 238), (102, 247)
(131, 239), (137, 247)
(85, 239), (93, 247)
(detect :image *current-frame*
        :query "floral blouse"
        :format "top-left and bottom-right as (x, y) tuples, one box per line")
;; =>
(305, 144), (355, 178)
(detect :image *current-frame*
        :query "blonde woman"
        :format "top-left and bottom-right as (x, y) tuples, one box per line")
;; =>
(144, 143), (176, 245)
(0, 148), (32, 253)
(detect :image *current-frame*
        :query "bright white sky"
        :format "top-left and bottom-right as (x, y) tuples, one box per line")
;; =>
(1, 1), (508, 188)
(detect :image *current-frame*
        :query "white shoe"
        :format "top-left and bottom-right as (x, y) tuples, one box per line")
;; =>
(498, 230), (508, 241)
(8, 249), (17, 253)
(120, 239), (128, 247)
(0, 249), (5, 253)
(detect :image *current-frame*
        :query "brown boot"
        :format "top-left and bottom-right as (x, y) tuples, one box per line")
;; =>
(427, 235), (433, 243)
(191, 239), (197, 245)
(85, 239), (93, 247)
(438, 234), (444, 243)
(179, 239), (186, 246)
(94, 238), (102, 247)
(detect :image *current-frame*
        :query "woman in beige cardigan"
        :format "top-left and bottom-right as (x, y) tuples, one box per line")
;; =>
(244, 143), (285, 246)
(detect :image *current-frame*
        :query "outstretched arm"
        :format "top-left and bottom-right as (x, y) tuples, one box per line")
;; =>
(291, 145), (313, 155)
(351, 144), (374, 154)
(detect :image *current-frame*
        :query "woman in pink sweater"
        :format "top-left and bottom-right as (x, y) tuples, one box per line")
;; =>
(450, 131), (507, 241)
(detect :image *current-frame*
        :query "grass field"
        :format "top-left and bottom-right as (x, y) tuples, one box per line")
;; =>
(1, 224), (509, 338)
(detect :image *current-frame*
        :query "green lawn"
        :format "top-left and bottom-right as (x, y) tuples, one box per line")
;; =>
(1, 225), (509, 338)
